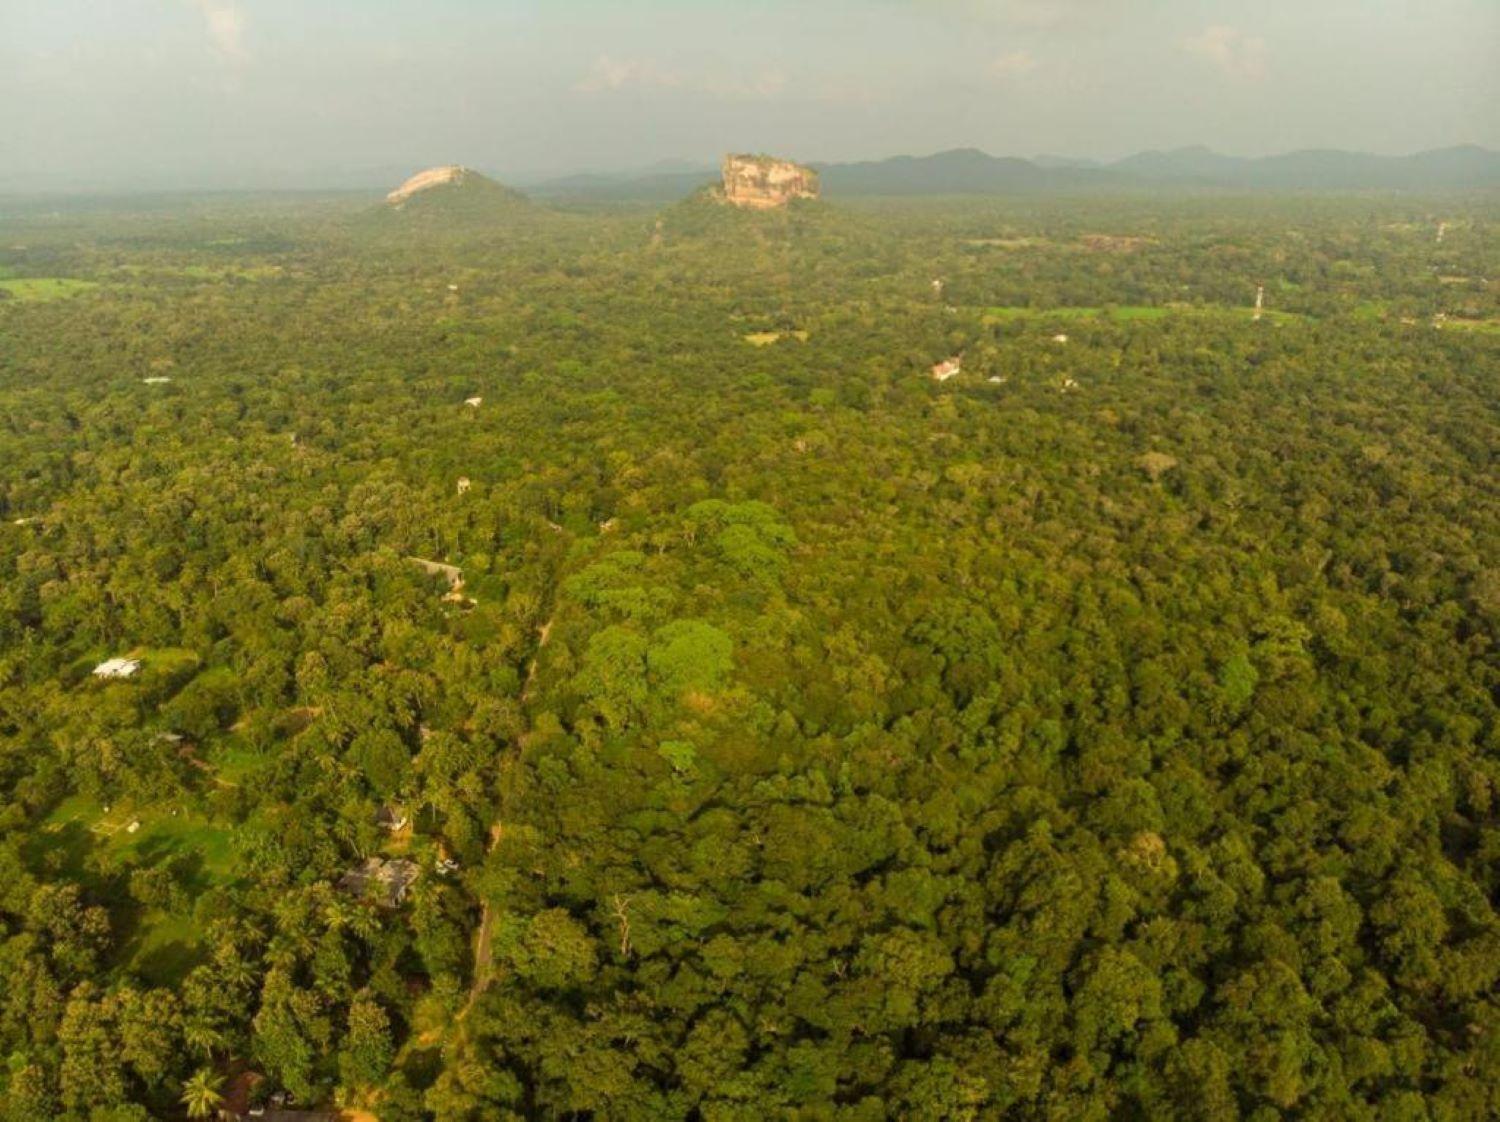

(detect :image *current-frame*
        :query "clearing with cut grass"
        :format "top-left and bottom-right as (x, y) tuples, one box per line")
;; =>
(0, 277), (99, 301)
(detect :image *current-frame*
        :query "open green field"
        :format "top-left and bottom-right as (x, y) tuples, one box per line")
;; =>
(40, 793), (236, 878)
(0, 277), (99, 301)
(120, 811), (237, 878)
(35, 792), (238, 984)
(1442, 318), (1500, 335)
(127, 910), (207, 986)
(42, 792), (108, 834)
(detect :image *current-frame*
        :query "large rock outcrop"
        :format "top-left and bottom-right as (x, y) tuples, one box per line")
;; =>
(719, 154), (819, 209)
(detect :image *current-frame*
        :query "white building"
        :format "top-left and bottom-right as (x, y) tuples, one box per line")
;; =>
(92, 658), (141, 680)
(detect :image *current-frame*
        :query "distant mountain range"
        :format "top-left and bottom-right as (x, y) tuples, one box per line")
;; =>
(526, 145), (1500, 201)
(1110, 144), (1500, 190)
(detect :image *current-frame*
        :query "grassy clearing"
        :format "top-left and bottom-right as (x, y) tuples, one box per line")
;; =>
(0, 277), (99, 302)
(41, 794), (235, 876)
(743, 330), (809, 346)
(126, 910), (208, 986)
(33, 749), (245, 980)
(1441, 318), (1500, 336)
(119, 812), (238, 879)
(34, 792), (237, 984)
(44, 792), (103, 832)
(209, 739), (274, 784)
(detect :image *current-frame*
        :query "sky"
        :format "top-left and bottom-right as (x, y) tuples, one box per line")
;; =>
(2, 0), (1496, 191)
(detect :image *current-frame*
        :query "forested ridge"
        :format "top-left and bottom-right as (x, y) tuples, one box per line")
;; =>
(0, 193), (1497, 1119)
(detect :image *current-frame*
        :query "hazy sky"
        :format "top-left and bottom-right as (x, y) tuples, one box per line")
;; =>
(3, 0), (1496, 190)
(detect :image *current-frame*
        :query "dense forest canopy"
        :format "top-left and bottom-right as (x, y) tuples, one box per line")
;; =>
(0, 189), (1497, 1120)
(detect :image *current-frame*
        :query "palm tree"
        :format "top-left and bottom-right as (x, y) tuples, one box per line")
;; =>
(182, 1016), (227, 1059)
(180, 1069), (224, 1119)
(347, 903), (383, 943)
(217, 952), (259, 993)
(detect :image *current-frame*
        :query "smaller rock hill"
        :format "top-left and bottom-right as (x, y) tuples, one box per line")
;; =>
(379, 165), (531, 222)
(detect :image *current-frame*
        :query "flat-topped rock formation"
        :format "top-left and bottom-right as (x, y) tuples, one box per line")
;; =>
(719, 154), (819, 209)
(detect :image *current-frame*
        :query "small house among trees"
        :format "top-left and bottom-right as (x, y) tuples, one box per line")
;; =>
(930, 357), (962, 382)
(375, 805), (409, 832)
(337, 857), (420, 906)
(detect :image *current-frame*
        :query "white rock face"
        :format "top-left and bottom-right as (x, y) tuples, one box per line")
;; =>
(387, 166), (468, 206)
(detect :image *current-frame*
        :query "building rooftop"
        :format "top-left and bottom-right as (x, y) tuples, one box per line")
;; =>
(92, 657), (141, 679)
(931, 357), (963, 382)
(375, 805), (409, 831)
(338, 857), (420, 907)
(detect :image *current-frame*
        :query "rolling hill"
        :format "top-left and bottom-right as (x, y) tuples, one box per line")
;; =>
(376, 165), (532, 222)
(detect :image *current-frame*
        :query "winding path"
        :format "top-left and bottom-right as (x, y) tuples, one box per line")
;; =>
(459, 612), (556, 1021)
